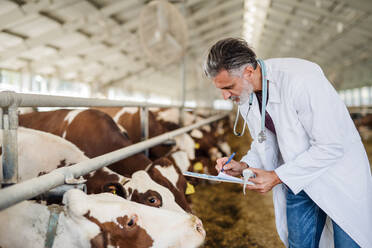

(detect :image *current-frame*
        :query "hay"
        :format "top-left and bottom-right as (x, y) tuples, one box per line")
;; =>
(190, 183), (284, 248)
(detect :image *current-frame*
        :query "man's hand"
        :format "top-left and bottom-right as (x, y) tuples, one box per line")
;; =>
(215, 157), (248, 177)
(245, 168), (282, 194)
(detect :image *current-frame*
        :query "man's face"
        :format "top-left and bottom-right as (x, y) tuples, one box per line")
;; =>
(213, 69), (253, 105)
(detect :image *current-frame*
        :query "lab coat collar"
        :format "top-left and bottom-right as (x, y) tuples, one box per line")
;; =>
(265, 62), (281, 104)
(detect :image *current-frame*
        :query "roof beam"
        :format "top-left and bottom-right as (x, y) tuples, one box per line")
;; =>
(101, 66), (155, 89)
(187, 0), (242, 24)
(274, 0), (372, 38)
(189, 9), (243, 38)
(1, 1), (146, 85)
(260, 0), (372, 59)
(0, 0), (141, 60)
(302, 13), (369, 59)
(0, 0), (52, 30)
(336, 0), (372, 14)
(190, 21), (242, 47)
(100, 0), (140, 16)
(189, 29), (242, 57)
(259, 16), (371, 61)
(324, 37), (372, 72)
(274, 0), (346, 23)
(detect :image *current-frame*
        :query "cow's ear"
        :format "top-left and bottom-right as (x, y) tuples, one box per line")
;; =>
(102, 182), (127, 199)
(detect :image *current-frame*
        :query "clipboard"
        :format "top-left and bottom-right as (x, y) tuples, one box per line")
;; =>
(183, 171), (254, 185)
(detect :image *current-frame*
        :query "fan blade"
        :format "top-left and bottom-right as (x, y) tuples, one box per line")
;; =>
(148, 30), (161, 48)
(157, 0), (168, 34)
(166, 33), (182, 51)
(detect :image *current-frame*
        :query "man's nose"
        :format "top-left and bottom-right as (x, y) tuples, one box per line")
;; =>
(222, 90), (230, 100)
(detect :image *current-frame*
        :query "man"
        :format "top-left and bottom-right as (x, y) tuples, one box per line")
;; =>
(205, 38), (372, 248)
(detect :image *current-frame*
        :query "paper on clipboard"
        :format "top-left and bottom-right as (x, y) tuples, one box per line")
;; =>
(183, 171), (254, 185)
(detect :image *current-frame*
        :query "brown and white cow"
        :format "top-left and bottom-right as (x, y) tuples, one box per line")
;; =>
(19, 109), (192, 212)
(94, 107), (196, 162)
(93, 107), (172, 159)
(0, 127), (186, 212)
(353, 113), (372, 141)
(153, 108), (232, 175)
(0, 127), (88, 182)
(0, 189), (205, 248)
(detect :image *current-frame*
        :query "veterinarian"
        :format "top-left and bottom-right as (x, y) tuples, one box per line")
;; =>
(205, 37), (372, 248)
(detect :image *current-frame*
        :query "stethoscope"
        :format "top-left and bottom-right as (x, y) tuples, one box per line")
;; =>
(233, 59), (267, 143)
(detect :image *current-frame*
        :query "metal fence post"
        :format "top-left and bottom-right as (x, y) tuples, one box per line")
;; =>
(2, 105), (19, 187)
(179, 0), (187, 127)
(140, 106), (149, 157)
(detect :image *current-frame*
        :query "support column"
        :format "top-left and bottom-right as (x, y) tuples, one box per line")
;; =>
(179, 0), (187, 126)
(140, 106), (149, 157)
(1, 105), (19, 187)
(180, 57), (186, 126)
(20, 69), (32, 92)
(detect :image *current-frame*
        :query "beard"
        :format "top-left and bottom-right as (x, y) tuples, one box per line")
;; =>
(230, 79), (254, 105)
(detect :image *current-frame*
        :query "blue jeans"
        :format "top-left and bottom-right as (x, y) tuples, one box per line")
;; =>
(286, 188), (360, 248)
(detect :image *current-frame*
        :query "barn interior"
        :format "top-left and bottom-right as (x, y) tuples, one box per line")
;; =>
(0, 0), (372, 247)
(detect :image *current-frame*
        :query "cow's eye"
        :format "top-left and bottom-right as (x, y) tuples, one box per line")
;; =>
(145, 194), (161, 207)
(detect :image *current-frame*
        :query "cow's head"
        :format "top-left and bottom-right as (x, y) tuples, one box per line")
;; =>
(62, 189), (205, 248)
(124, 170), (187, 212)
(147, 158), (192, 212)
(86, 168), (164, 210)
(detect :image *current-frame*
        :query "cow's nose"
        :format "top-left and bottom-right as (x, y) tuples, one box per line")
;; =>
(194, 218), (206, 237)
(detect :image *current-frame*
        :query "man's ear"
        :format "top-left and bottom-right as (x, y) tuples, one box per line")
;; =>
(102, 182), (127, 199)
(242, 65), (254, 80)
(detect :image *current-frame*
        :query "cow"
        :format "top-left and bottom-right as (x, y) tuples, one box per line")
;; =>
(88, 167), (186, 212)
(153, 108), (232, 176)
(93, 107), (196, 161)
(0, 189), (205, 248)
(97, 107), (231, 174)
(353, 113), (372, 141)
(0, 127), (88, 182)
(0, 127), (186, 212)
(19, 109), (192, 212)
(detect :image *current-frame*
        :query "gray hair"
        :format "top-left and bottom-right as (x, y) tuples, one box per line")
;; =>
(204, 38), (257, 78)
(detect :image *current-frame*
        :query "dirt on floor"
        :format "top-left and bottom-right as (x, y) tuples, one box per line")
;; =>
(190, 183), (283, 248)
(190, 127), (284, 248)
(362, 140), (372, 171)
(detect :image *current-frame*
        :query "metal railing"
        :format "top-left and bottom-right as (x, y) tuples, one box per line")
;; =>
(0, 113), (227, 210)
(0, 91), (183, 108)
(0, 91), (228, 210)
(0, 91), (182, 185)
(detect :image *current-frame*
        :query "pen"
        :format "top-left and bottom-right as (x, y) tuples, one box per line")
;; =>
(221, 152), (236, 173)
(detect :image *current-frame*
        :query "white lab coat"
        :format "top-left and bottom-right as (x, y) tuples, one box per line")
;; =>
(239, 58), (372, 248)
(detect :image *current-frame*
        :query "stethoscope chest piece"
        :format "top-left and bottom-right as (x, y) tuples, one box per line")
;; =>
(258, 130), (266, 143)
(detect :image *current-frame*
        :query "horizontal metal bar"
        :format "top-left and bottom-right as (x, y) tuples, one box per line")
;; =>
(0, 113), (228, 210)
(0, 91), (183, 108)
